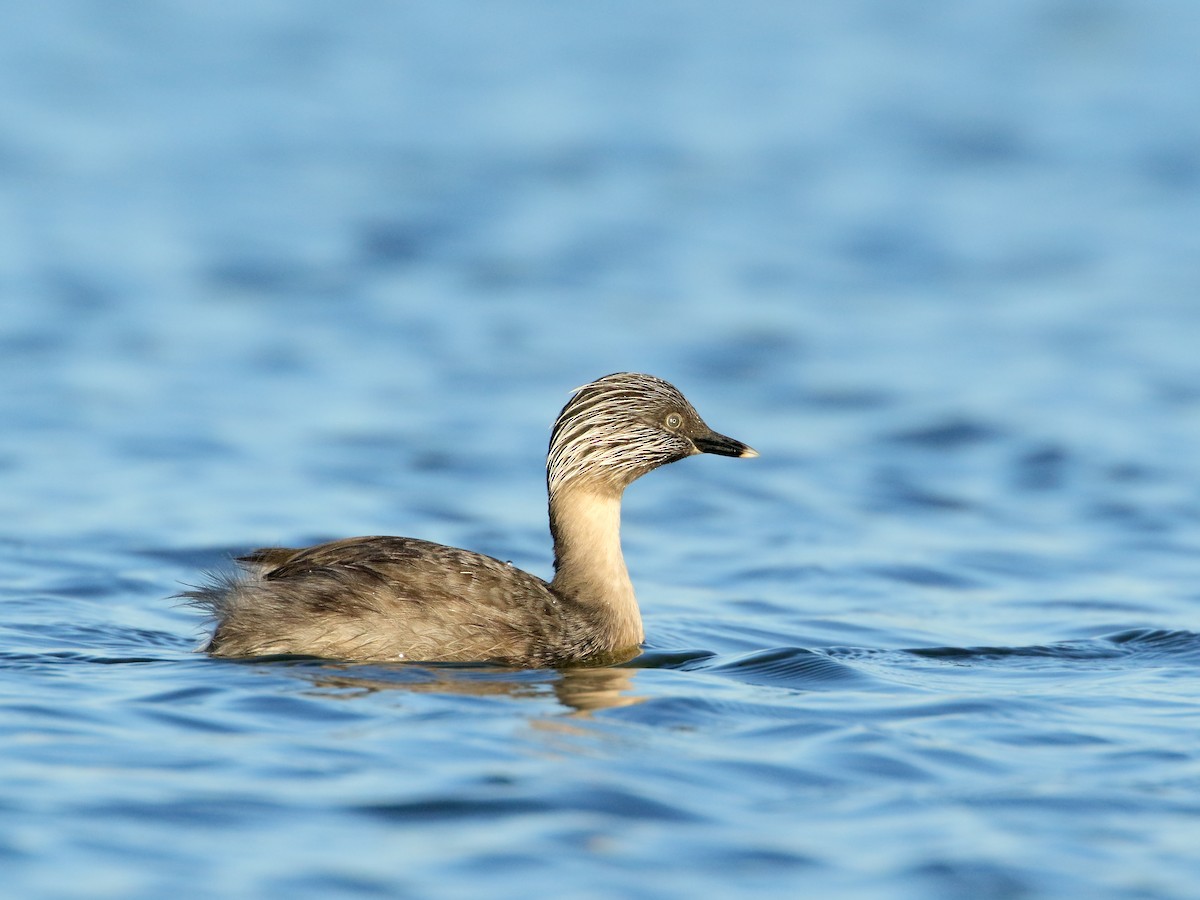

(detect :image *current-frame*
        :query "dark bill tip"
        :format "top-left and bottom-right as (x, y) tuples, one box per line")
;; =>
(694, 430), (758, 459)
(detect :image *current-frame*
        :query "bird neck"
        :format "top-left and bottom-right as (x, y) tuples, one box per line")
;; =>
(548, 483), (643, 651)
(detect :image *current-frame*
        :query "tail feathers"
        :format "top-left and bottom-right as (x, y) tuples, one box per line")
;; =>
(176, 569), (246, 619)
(177, 549), (291, 619)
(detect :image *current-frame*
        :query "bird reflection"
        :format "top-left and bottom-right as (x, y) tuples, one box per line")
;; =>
(291, 658), (644, 714)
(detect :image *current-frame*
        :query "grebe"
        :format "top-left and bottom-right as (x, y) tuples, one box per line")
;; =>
(186, 373), (756, 666)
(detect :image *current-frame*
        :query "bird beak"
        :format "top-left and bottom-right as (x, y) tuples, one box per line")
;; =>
(693, 430), (758, 459)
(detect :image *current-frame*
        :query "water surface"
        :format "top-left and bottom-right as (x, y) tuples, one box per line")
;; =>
(3, 2), (1200, 898)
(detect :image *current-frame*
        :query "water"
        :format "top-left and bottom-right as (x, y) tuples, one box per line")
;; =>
(3, 2), (1200, 897)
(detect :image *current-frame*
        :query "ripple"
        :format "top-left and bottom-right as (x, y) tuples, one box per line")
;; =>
(868, 469), (977, 512)
(904, 629), (1200, 667)
(354, 794), (550, 823)
(909, 860), (1032, 900)
(882, 417), (1006, 450)
(701, 647), (874, 689)
(625, 648), (718, 669)
(1102, 627), (1200, 661)
(864, 563), (983, 589)
(0, 649), (170, 670)
(355, 784), (699, 824)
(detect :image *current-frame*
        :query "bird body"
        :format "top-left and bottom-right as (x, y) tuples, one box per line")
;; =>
(187, 373), (755, 667)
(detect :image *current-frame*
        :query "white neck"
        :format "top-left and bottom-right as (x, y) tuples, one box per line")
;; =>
(548, 485), (643, 650)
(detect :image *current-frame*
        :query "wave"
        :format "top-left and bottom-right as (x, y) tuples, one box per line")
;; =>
(900, 628), (1200, 665)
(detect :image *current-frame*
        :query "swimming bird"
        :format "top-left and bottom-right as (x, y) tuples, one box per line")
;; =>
(186, 373), (756, 667)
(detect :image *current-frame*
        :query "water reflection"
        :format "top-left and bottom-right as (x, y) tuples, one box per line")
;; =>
(298, 661), (644, 714)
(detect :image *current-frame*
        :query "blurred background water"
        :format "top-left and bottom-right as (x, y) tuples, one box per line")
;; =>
(2, 2), (1200, 898)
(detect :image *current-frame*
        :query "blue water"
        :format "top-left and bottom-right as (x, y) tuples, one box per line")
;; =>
(3, 2), (1200, 898)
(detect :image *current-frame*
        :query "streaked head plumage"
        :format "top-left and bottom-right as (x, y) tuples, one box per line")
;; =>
(546, 373), (756, 494)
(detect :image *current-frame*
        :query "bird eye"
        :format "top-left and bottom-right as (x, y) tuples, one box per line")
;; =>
(665, 413), (683, 430)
